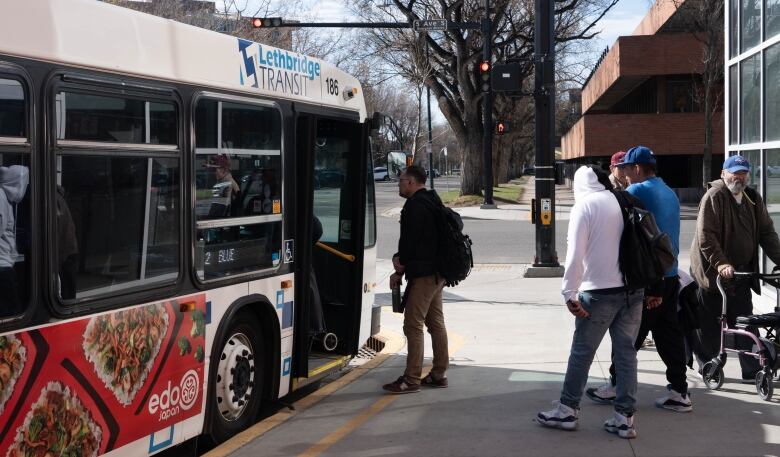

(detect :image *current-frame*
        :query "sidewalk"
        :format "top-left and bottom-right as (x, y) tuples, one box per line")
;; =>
(383, 180), (699, 222)
(219, 260), (780, 457)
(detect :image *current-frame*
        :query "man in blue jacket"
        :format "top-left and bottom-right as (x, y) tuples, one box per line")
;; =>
(586, 146), (692, 412)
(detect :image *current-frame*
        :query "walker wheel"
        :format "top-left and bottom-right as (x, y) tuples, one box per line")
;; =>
(702, 361), (724, 390)
(756, 369), (774, 401)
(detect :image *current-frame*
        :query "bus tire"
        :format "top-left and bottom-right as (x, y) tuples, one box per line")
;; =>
(209, 309), (265, 443)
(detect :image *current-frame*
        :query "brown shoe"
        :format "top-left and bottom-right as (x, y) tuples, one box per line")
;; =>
(382, 376), (420, 394)
(421, 373), (448, 388)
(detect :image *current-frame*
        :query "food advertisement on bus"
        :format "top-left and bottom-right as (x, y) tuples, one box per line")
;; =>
(0, 294), (207, 456)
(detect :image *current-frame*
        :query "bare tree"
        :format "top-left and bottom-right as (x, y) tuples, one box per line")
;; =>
(672, 0), (724, 188)
(350, 0), (620, 196)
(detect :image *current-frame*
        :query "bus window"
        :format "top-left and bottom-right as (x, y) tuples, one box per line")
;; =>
(313, 121), (355, 245)
(193, 98), (283, 281)
(365, 150), (376, 247)
(54, 91), (180, 302)
(0, 79), (25, 138)
(0, 77), (30, 318)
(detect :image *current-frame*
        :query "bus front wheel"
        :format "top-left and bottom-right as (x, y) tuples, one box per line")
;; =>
(209, 310), (265, 443)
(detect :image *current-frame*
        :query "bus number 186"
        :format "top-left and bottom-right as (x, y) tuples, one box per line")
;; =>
(325, 78), (339, 96)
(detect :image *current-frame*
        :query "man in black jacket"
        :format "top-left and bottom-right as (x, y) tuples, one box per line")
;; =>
(383, 165), (449, 394)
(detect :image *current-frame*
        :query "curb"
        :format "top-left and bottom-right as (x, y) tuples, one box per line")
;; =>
(203, 329), (405, 457)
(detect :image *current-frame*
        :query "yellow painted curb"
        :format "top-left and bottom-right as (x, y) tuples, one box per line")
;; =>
(203, 328), (405, 457)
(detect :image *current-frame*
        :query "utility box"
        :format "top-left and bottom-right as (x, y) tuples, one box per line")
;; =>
(491, 62), (521, 92)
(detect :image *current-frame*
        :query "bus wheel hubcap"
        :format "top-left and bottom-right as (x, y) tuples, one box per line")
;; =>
(216, 333), (255, 421)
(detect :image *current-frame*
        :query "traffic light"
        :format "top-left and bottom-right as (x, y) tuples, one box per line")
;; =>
(406, 155), (414, 167)
(252, 17), (283, 28)
(496, 121), (509, 135)
(479, 61), (491, 92)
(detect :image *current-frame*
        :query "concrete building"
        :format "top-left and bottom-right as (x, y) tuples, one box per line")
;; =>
(560, 0), (724, 202)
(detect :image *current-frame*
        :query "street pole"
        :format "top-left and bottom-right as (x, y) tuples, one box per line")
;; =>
(480, 0), (496, 209)
(532, 0), (559, 267)
(427, 44), (434, 190)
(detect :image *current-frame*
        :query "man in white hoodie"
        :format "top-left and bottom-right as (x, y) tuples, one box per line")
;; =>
(0, 165), (29, 317)
(536, 165), (643, 439)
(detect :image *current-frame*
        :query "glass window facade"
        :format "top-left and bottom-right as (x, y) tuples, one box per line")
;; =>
(740, 54), (761, 143)
(768, 0), (780, 40)
(766, 43), (780, 141)
(742, 0), (761, 52)
(730, 65), (739, 144)
(728, 1), (780, 280)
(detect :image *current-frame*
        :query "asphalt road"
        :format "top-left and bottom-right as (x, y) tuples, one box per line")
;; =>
(374, 176), (697, 265)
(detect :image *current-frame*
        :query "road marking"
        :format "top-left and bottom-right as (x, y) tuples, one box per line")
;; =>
(203, 330), (405, 457)
(297, 326), (466, 457)
(298, 395), (398, 457)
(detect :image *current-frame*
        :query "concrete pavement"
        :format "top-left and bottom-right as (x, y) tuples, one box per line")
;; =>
(215, 259), (780, 457)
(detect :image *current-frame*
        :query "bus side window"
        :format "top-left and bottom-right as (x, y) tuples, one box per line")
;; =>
(193, 98), (283, 281)
(0, 77), (30, 318)
(54, 91), (180, 302)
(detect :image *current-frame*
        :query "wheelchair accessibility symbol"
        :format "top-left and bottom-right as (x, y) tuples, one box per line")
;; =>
(284, 239), (294, 263)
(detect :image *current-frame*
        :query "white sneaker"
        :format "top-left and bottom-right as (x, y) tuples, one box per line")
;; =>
(586, 381), (616, 404)
(536, 401), (579, 430)
(655, 385), (692, 412)
(604, 411), (637, 439)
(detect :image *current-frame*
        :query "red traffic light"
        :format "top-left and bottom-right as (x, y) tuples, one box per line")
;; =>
(479, 61), (490, 73)
(252, 17), (283, 28)
(496, 121), (509, 135)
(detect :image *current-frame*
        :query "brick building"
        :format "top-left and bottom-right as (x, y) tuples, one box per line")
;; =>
(560, 0), (724, 202)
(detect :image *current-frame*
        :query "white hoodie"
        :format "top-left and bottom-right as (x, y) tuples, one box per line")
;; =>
(0, 165), (29, 268)
(562, 166), (624, 301)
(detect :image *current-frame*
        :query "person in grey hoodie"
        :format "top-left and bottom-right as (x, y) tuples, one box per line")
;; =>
(536, 165), (643, 439)
(0, 165), (29, 317)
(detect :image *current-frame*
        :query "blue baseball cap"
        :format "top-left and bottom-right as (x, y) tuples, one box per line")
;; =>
(619, 146), (656, 166)
(723, 155), (750, 173)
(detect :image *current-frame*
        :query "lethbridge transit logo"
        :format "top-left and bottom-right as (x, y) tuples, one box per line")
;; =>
(238, 38), (320, 96)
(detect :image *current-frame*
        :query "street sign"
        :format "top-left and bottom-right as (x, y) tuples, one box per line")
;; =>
(492, 62), (521, 91)
(413, 19), (447, 31)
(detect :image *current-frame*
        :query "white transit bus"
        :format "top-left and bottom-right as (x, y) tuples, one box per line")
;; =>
(0, 0), (379, 454)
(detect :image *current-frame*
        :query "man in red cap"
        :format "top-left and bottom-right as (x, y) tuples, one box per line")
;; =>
(609, 151), (627, 191)
(209, 154), (240, 205)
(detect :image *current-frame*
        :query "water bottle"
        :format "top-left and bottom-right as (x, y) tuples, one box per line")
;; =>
(392, 284), (402, 313)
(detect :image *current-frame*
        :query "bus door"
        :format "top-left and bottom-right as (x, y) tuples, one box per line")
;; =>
(293, 114), (366, 376)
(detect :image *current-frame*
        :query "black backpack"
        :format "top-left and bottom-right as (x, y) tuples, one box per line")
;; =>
(420, 194), (474, 287)
(612, 190), (676, 290)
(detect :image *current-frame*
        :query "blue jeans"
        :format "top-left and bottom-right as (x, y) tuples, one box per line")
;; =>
(560, 289), (643, 415)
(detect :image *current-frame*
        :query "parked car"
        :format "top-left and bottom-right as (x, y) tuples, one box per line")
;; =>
(451, 168), (461, 175)
(425, 169), (441, 178)
(373, 166), (390, 181)
(522, 166), (535, 176)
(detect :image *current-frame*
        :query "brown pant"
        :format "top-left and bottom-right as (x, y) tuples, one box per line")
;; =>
(403, 274), (448, 384)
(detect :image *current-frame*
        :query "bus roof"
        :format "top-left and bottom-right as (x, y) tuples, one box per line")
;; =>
(0, 0), (366, 120)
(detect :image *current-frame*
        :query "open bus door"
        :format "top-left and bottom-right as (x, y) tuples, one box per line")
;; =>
(293, 113), (368, 380)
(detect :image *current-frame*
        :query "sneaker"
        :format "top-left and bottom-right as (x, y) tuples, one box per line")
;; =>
(654, 385), (692, 412)
(604, 411), (637, 439)
(421, 373), (448, 388)
(586, 381), (616, 404)
(382, 376), (420, 394)
(536, 401), (579, 431)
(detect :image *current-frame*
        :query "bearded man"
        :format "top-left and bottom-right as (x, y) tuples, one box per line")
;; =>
(690, 155), (780, 379)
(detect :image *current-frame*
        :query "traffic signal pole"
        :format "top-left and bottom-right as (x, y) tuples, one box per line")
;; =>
(480, 0), (496, 209)
(531, 0), (560, 269)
